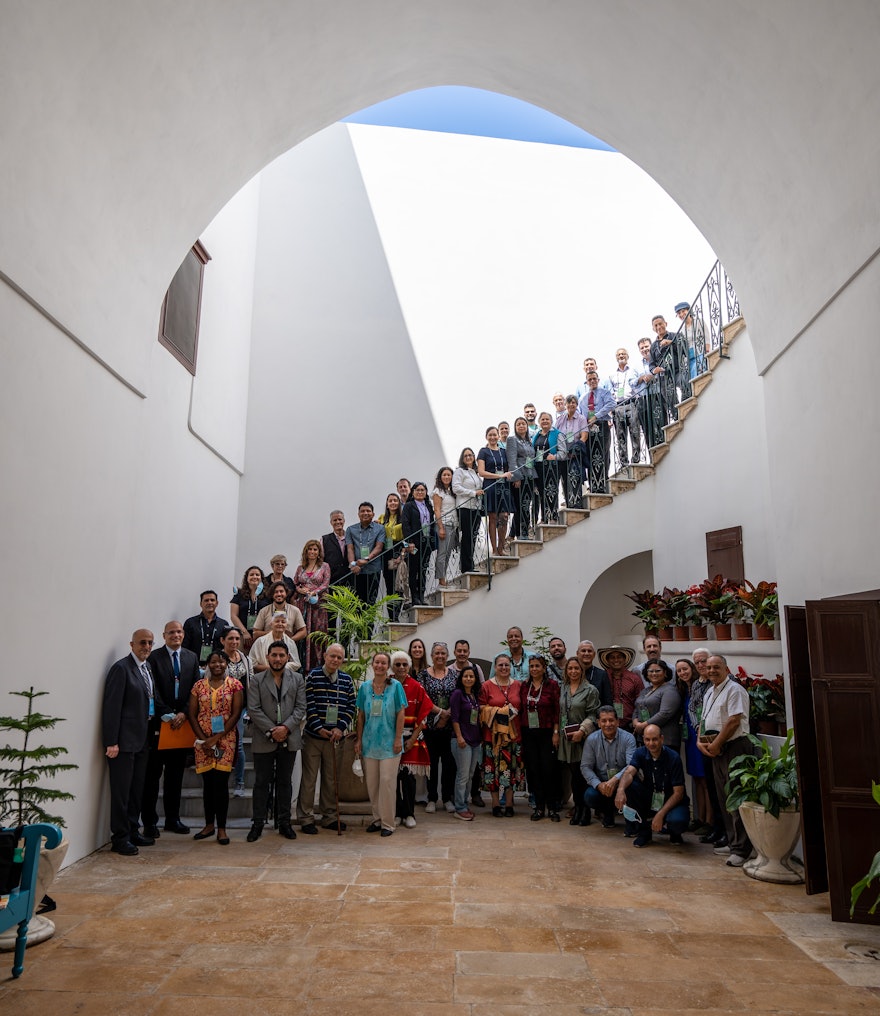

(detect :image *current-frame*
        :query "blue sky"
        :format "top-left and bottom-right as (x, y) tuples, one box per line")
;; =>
(343, 86), (614, 151)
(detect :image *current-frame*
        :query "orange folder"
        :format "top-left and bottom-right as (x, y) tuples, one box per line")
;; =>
(158, 721), (196, 750)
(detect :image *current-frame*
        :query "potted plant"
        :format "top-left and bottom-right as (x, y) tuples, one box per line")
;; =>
(736, 580), (779, 640)
(725, 729), (802, 883)
(851, 781), (880, 917)
(0, 688), (77, 950)
(664, 586), (699, 641)
(625, 589), (667, 637)
(692, 574), (737, 640)
(737, 668), (787, 735)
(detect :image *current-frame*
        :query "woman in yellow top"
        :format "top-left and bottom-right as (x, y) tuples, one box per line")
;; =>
(379, 492), (404, 619)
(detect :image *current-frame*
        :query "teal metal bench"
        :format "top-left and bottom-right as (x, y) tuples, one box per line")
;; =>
(0, 823), (62, 978)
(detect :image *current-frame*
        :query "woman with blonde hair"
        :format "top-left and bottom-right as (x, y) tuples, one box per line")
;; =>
(292, 539), (331, 672)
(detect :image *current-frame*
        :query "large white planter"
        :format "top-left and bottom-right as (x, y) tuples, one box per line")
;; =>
(739, 802), (804, 884)
(0, 836), (68, 950)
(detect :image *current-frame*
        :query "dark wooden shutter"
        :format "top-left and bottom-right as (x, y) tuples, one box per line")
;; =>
(705, 526), (743, 583)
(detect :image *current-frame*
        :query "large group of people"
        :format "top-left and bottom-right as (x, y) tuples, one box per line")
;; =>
(103, 616), (756, 870)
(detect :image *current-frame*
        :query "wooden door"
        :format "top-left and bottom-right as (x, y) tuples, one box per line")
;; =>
(806, 597), (880, 924)
(785, 605), (827, 894)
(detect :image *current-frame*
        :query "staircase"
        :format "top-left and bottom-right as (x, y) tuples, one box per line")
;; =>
(388, 316), (746, 645)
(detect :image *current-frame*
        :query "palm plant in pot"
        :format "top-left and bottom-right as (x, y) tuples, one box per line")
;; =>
(725, 729), (803, 883)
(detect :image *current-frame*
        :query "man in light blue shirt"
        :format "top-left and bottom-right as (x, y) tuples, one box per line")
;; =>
(606, 348), (643, 466)
(578, 372), (615, 493)
(581, 706), (637, 828)
(345, 502), (386, 605)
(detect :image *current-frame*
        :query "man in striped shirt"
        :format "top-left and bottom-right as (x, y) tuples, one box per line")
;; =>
(296, 643), (357, 834)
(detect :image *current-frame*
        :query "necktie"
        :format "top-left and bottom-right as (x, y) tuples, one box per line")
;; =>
(172, 650), (180, 698)
(588, 392), (595, 413)
(141, 662), (153, 695)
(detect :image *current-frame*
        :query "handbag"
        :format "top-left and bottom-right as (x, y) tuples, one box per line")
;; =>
(0, 826), (24, 895)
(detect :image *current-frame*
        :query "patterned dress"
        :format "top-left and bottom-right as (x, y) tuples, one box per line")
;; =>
(293, 562), (331, 672)
(192, 676), (243, 774)
(478, 678), (525, 793)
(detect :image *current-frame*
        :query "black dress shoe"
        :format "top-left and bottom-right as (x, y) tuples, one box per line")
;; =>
(131, 832), (155, 846)
(279, 824), (297, 840)
(322, 820), (346, 831)
(143, 825), (161, 838)
(530, 809), (544, 822)
(366, 821), (382, 833)
(111, 841), (138, 856)
(380, 828), (393, 837)
(193, 828), (215, 841)
(164, 820), (190, 834)
(246, 824), (263, 842)
(471, 796), (486, 808)
(300, 823), (319, 835)
(549, 811), (561, 823)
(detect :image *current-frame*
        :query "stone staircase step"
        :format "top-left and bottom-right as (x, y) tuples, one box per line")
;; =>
(489, 556), (519, 574)
(630, 464), (655, 480)
(511, 539), (543, 558)
(559, 508), (589, 526)
(708, 348), (722, 371)
(410, 604), (443, 624)
(388, 621), (418, 640)
(648, 442), (670, 465)
(691, 373), (713, 397)
(536, 523), (567, 542)
(586, 493), (614, 510)
(677, 396), (698, 421)
(663, 420), (684, 441)
(438, 588), (469, 607)
(724, 317), (745, 343)
(610, 477), (636, 495)
(462, 571), (491, 591)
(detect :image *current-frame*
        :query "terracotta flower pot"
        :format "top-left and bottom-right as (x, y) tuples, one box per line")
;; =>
(657, 627), (673, 641)
(673, 625), (690, 642)
(689, 624), (708, 640)
(734, 622), (753, 640)
(714, 622), (732, 641)
(755, 623), (775, 641)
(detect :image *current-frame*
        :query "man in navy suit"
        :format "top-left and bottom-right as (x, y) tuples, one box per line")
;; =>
(102, 628), (156, 855)
(141, 620), (199, 837)
(322, 510), (351, 591)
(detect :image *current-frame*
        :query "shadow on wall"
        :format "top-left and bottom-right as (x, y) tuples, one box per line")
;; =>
(580, 550), (653, 648)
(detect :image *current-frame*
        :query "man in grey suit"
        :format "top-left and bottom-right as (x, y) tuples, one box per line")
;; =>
(102, 628), (156, 856)
(246, 641), (307, 842)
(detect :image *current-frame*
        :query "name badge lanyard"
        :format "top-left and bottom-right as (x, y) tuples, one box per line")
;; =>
(325, 682), (341, 727)
(275, 679), (284, 725)
(466, 692), (478, 727)
(527, 683), (543, 729)
(209, 678), (228, 735)
(200, 617), (216, 662)
(600, 733), (619, 779)
(650, 756), (665, 813)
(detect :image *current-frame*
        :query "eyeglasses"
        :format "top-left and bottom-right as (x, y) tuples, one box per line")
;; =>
(432, 642), (448, 650)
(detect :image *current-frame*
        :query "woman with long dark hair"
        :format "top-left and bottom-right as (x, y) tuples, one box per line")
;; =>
(402, 481), (436, 608)
(520, 656), (561, 821)
(229, 565), (269, 650)
(452, 447), (483, 574)
(477, 426), (513, 556)
(450, 665), (483, 820)
(431, 466), (458, 587)
(378, 492), (404, 619)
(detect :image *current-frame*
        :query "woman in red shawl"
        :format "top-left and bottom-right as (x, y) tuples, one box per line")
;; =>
(391, 650), (439, 828)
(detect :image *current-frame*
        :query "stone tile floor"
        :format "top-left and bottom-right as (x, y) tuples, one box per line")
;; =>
(4, 809), (880, 1014)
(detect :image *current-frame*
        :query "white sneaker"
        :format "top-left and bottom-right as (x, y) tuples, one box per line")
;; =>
(404, 816), (417, 828)
(234, 783), (245, 798)
(726, 854), (748, 867)
(444, 801), (456, 813)
(394, 816), (402, 827)
(425, 801), (436, 813)
(713, 845), (731, 855)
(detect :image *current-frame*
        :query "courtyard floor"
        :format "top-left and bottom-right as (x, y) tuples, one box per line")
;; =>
(3, 808), (880, 1014)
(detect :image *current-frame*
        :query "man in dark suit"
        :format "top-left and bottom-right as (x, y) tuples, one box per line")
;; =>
(141, 620), (199, 837)
(321, 510), (351, 590)
(102, 628), (156, 855)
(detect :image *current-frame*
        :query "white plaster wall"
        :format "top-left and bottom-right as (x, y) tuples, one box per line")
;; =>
(235, 125), (445, 571)
(0, 282), (242, 863)
(762, 252), (880, 608)
(579, 551), (654, 646)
